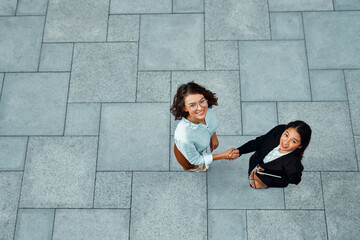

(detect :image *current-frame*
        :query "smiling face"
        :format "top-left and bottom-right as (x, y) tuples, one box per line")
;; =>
(279, 128), (302, 153)
(184, 93), (208, 124)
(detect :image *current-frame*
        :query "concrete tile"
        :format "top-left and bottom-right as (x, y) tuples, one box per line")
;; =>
(39, 43), (73, 72)
(355, 136), (360, 169)
(17, 0), (48, 15)
(65, 103), (101, 136)
(208, 210), (247, 240)
(171, 71), (242, 135)
(0, 17), (44, 72)
(53, 209), (130, 240)
(170, 137), (184, 171)
(322, 172), (360, 240)
(269, 0), (333, 11)
(20, 137), (97, 208)
(173, 0), (203, 13)
(108, 15), (139, 42)
(239, 41), (311, 101)
(0, 137), (27, 170)
(136, 72), (170, 102)
(110, 0), (171, 14)
(284, 172), (324, 209)
(94, 172), (132, 208)
(247, 210), (327, 240)
(139, 14), (204, 70)
(270, 13), (304, 40)
(205, 41), (239, 70)
(278, 102), (357, 171)
(208, 136), (285, 209)
(0, 0), (16, 15)
(310, 70), (347, 101)
(242, 102), (278, 135)
(98, 103), (169, 171)
(0, 73), (69, 135)
(303, 12), (360, 69)
(334, 0), (360, 10)
(14, 209), (54, 240)
(69, 43), (137, 102)
(345, 70), (360, 135)
(205, 0), (270, 40)
(44, 0), (108, 42)
(0, 172), (22, 240)
(131, 172), (207, 239)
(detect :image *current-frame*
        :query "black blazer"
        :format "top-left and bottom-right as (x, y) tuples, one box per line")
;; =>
(237, 125), (304, 188)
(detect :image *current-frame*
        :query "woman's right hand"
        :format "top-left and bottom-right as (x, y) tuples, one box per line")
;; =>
(224, 148), (240, 160)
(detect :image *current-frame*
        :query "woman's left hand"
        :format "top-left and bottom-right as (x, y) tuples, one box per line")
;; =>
(210, 132), (219, 152)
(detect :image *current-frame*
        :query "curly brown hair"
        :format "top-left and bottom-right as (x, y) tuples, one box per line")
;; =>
(170, 82), (218, 120)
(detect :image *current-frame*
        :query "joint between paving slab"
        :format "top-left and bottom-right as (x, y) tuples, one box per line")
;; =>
(319, 172), (330, 240)
(128, 172), (134, 240)
(51, 209), (56, 240)
(62, 46), (74, 135)
(0, 73), (5, 102)
(106, 0), (111, 42)
(169, 72), (173, 171)
(267, 0), (272, 40)
(92, 104), (102, 207)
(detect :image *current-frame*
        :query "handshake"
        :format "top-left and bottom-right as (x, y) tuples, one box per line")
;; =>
(223, 148), (240, 161)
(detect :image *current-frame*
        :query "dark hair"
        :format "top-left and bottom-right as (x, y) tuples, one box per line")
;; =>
(285, 120), (312, 158)
(170, 82), (218, 120)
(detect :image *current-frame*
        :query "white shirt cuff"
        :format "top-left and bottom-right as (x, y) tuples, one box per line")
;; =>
(203, 153), (213, 169)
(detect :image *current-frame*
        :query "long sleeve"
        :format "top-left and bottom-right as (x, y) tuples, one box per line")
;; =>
(176, 141), (213, 169)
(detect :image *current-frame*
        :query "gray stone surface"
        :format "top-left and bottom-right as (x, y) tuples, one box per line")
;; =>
(0, 0), (16, 15)
(69, 43), (138, 102)
(303, 12), (360, 69)
(242, 102), (278, 135)
(20, 137), (97, 208)
(247, 210), (327, 240)
(345, 70), (360, 135)
(0, 137), (27, 170)
(355, 136), (360, 168)
(94, 172), (132, 208)
(173, 0), (203, 12)
(14, 209), (54, 240)
(137, 72), (170, 102)
(108, 15), (140, 42)
(270, 13), (303, 40)
(310, 70), (347, 101)
(17, 0), (48, 15)
(171, 71), (242, 135)
(239, 41), (311, 101)
(0, 73), (69, 135)
(98, 103), (169, 171)
(278, 102), (357, 171)
(39, 43), (73, 72)
(269, 0), (333, 11)
(284, 172), (324, 209)
(208, 136), (285, 209)
(334, 0), (360, 10)
(65, 103), (101, 136)
(131, 172), (207, 239)
(139, 14), (204, 70)
(170, 137), (184, 171)
(53, 209), (130, 240)
(205, 0), (270, 40)
(322, 172), (360, 240)
(205, 41), (239, 70)
(208, 210), (247, 240)
(0, 17), (44, 72)
(110, 0), (171, 14)
(0, 172), (22, 240)
(44, 0), (108, 42)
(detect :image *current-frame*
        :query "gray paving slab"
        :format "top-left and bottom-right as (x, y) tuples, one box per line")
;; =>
(20, 137), (97, 208)
(14, 209), (54, 240)
(65, 103), (101, 136)
(268, 0), (333, 11)
(69, 43), (137, 102)
(270, 13), (304, 40)
(303, 12), (360, 69)
(205, 41), (239, 70)
(0, 0), (16, 15)
(170, 137), (184, 171)
(98, 103), (169, 171)
(205, 0), (270, 40)
(345, 70), (360, 135)
(0, 73), (69, 135)
(110, 0), (171, 14)
(278, 102), (357, 171)
(108, 15), (140, 42)
(17, 0), (48, 15)
(0, 16), (44, 72)
(322, 172), (360, 240)
(171, 71), (242, 135)
(39, 43), (73, 72)
(284, 172), (324, 209)
(0, 172), (22, 240)
(139, 14), (204, 71)
(208, 136), (285, 209)
(0, 137), (27, 170)
(239, 41), (311, 101)
(173, 0), (203, 13)
(131, 172), (207, 240)
(334, 0), (360, 10)
(208, 210), (247, 240)
(242, 102), (278, 135)
(247, 210), (327, 240)
(94, 172), (132, 208)
(136, 72), (171, 102)
(44, 0), (108, 42)
(53, 209), (130, 240)
(355, 136), (360, 168)
(310, 70), (347, 101)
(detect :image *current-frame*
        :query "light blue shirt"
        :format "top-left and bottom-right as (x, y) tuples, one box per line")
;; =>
(174, 108), (219, 169)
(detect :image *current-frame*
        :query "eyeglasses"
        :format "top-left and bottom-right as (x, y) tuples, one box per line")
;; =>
(189, 99), (208, 112)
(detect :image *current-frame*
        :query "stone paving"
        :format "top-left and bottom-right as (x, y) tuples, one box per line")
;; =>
(0, 0), (359, 239)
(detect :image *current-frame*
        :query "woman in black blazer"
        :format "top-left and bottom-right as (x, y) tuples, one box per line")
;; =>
(236, 121), (312, 189)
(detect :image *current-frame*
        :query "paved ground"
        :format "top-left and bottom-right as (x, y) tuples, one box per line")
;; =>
(1, 0), (360, 239)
